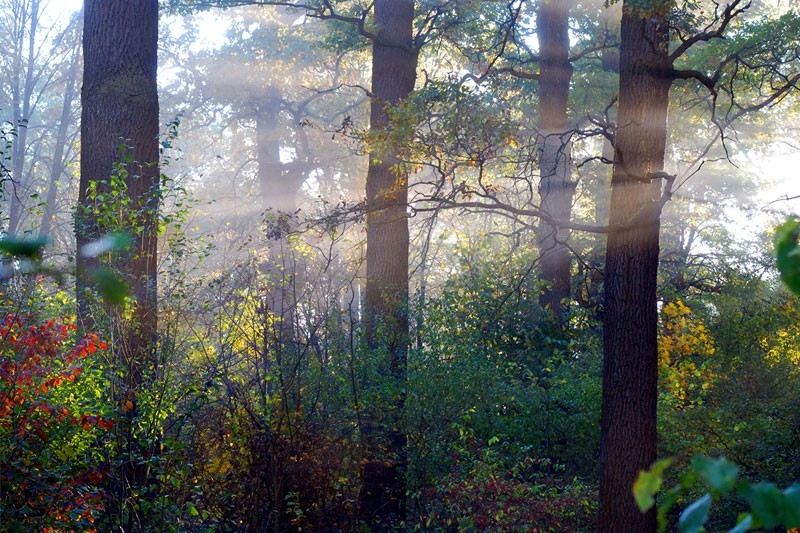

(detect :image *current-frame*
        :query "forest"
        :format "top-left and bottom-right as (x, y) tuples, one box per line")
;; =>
(2, 0), (800, 531)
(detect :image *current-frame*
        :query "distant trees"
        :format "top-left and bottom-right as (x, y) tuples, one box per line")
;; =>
(535, 0), (577, 320)
(0, 0), (81, 244)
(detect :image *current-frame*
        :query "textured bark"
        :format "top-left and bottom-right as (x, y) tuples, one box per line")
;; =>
(78, 1), (159, 524)
(536, 0), (575, 320)
(360, 0), (418, 526)
(598, 5), (672, 532)
(78, 0), (159, 335)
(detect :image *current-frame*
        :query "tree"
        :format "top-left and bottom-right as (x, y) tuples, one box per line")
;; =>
(38, 14), (82, 243)
(77, 0), (160, 526)
(360, 0), (418, 524)
(0, 1), (82, 243)
(5, 0), (45, 236)
(599, 0), (800, 529)
(535, 0), (577, 320)
(598, 4), (671, 530)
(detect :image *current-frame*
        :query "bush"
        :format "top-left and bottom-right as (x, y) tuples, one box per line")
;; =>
(413, 438), (597, 532)
(0, 314), (111, 532)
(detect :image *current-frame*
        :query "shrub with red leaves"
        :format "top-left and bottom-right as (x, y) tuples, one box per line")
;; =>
(0, 314), (111, 531)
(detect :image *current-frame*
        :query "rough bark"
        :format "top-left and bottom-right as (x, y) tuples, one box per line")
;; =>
(598, 5), (672, 532)
(360, 0), (418, 526)
(78, 0), (159, 335)
(536, 0), (576, 320)
(78, 1), (160, 526)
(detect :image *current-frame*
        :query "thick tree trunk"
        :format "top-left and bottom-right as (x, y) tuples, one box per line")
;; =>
(536, 0), (575, 320)
(360, 0), (417, 526)
(598, 5), (672, 532)
(78, 0), (159, 338)
(78, 1), (159, 527)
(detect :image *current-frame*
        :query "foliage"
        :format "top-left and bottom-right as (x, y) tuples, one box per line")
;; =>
(0, 314), (111, 532)
(632, 221), (800, 533)
(635, 455), (800, 533)
(413, 437), (597, 532)
(407, 243), (602, 488)
(775, 217), (800, 295)
(658, 299), (715, 411)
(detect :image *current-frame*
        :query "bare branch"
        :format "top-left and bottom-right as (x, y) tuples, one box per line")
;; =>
(669, 0), (751, 61)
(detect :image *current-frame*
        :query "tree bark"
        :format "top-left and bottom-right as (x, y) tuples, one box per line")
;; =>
(78, 0), (159, 336)
(598, 4), (672, 532)
(536, 0), (576, 321)
(360, 0), (417, 526)
(78, 1), (160, 526)
(598, 2), (672, 532)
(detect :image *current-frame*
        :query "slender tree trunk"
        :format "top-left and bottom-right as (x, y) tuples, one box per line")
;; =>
(360, 0), (417, 526)
(78, 1), (159, 527)
(8, 0), (40, 236)
(536, 0), (575, 320)
(598, 4), (672, 532)
(39, 29), (80, 239)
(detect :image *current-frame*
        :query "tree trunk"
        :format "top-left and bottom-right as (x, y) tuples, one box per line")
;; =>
(598, 4), (672, 532)
(78, 1), (160, 527)
(8, 0), (40, 236)
(360, 0), (418, 526)
(536, 0), (576, 321)
(39, 25), (80, 240)
(256, 85), (287, 207)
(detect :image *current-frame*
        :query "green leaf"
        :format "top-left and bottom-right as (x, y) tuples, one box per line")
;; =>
(80, 231), (132, 258)
(692, 455), (739, 495)
(93, 267), (130, 305)
(678, 493), (712, 533)
(634, 457), (673, 512)
(774, 218), (800, 295)
(0, 236), (49, 259)
(728, 513), (752, 533)
(740, 482), (784, 529)
(658, 485), (683, 533)
(782, 485), (800, 527)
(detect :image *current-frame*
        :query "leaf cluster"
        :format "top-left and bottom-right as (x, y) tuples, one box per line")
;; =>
(635, 455), (800, 533)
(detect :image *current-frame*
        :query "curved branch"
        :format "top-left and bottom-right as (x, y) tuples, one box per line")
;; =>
(669, 0), (751, 61)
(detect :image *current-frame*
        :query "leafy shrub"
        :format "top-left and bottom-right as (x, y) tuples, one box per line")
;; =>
(0, 314), (111, 532)
(413, 438), (597, 532)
